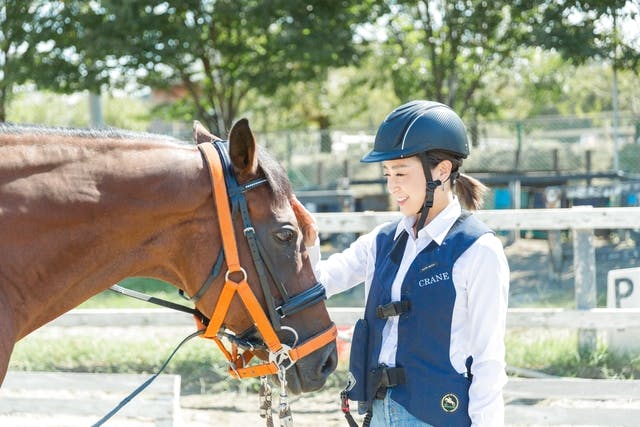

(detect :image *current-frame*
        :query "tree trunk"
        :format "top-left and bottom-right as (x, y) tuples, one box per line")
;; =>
(0, 86), (7, 122)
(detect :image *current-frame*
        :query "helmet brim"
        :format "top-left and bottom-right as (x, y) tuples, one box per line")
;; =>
(360, 147), (424, 163)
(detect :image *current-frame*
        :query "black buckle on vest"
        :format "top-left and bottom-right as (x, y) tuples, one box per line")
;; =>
(376, 300), (411, 319)
(370, 365), (406, 400)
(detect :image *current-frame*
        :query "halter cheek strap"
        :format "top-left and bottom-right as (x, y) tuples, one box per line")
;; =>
(197, 142), (337, 379)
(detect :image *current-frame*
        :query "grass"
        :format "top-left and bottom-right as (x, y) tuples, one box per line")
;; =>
(506, 329), (640, 379)
(9, 326), (640, 397)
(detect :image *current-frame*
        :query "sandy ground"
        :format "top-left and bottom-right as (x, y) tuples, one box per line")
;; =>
(179, 389), (359, 427)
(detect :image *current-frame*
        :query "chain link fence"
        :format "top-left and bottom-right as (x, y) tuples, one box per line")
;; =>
(160, 112), (640, 212)
(252, 112), (640, 193)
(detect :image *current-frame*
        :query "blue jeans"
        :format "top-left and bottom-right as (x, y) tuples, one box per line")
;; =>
(370, 390), (435, 427)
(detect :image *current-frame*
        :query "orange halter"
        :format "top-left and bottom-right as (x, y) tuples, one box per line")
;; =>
(196, 142), (337, 379)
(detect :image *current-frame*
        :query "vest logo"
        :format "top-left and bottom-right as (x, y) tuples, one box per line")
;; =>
(441, 393), (459, 412)
(420, 262), (438, 272)
(418, 271), (450, 287)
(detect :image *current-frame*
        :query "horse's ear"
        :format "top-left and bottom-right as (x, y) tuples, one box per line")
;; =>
(192, 120), (222, 144)
(228, 118), (258, 176)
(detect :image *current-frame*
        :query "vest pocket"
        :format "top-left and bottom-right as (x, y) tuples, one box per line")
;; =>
(347, 318), (368, 402)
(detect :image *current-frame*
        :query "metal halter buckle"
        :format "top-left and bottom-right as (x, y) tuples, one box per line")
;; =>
(269, 344), (295, 371)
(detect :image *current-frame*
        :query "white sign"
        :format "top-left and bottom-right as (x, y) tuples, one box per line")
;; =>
(607, 267), (640, 354)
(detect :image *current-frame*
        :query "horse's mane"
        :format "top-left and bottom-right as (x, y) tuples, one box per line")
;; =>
(0, 122), (183, 144)
(0, 122), (292, 201)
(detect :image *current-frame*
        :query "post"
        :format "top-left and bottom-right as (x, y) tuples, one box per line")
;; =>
(88, 92), (104, 128)
(286, 133), (293, 171)
(586, 150), (592, 186)
(573, 222), (597, 357)
(612, 10), (620, 172)
(316, 162), (324, 187)
(509, 179), (521, 242)
(514, 121), (523, 172)
(342, 159), (350, 182)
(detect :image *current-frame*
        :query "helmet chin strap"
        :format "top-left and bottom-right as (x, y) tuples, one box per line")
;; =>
(415, 179), (442, 231)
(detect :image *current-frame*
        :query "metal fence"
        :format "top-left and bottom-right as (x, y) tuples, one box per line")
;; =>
(158, 112), (640, 211)
(246, 112), (640, 191)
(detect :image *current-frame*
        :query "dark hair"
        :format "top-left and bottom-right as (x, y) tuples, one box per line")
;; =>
(256, 145), (292, 203)
(419, 150), (487, 210)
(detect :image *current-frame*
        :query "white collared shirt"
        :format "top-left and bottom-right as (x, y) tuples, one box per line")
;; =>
(308, 198), (510, 427)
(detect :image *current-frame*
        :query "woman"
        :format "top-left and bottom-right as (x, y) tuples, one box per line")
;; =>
(294, 100), (509, 426)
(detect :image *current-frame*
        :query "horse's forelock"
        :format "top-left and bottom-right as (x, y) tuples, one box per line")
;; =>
(256, 146), (292, 203)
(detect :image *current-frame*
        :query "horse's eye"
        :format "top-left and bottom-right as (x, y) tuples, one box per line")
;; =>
(274, 226), (296, 243)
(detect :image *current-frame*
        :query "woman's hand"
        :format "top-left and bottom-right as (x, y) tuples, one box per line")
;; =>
(290, 195), (318, 248)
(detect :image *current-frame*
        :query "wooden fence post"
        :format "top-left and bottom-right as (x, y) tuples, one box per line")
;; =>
(573, 226), (597, 356)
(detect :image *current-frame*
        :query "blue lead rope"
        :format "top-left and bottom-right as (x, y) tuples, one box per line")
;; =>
(91, 329), (204, 427)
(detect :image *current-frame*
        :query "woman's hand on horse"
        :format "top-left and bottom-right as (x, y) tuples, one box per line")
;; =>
(290, 195), (318, 248)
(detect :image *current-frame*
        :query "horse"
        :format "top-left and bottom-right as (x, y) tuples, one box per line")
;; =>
(0, 119), (338, 395)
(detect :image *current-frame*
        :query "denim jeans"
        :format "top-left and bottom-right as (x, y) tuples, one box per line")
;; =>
(370, 390), (435, 427)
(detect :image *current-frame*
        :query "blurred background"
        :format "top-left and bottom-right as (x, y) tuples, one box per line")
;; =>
(3, 3), (640, 424)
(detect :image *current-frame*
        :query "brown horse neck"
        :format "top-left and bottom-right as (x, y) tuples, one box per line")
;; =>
(0, 135), (217, 338)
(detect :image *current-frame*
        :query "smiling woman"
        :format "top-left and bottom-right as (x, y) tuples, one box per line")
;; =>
(0, 119), (337, 395)
(296, 100), (510, 427)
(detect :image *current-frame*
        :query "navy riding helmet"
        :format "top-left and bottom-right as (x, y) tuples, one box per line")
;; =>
(361, 100), (469, 163)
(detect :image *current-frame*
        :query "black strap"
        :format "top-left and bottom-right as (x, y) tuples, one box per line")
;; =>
(109, 284), (198, 317)
(92, 329), (203, 426)
(376, 300), (411, 319)
(466, 355), (474, 381)
(276, 283), (326, 318)
(178, 249), (225, 302)
(379, 366), (406, 388)
(341, 388), (367, 427)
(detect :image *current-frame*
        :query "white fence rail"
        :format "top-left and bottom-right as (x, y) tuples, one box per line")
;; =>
(312, 206), (640, 232)
(47, 306), (640, 330)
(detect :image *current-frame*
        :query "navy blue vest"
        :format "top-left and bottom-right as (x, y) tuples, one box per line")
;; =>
(351, 212), (492, 426)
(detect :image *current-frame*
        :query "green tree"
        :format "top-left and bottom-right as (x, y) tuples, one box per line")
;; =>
(1, 1), (110, 122)
(365, 1), (539, 119)
(362, 1), (639, 122)
(524, 1), (639, 73)
(49, 0), (377, 135)
(0, 2), (42, 121)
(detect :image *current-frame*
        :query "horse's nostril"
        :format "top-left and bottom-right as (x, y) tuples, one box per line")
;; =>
(320, 347), (338, 376)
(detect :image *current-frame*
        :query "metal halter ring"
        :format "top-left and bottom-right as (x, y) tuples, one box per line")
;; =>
(269, 344), (295, 371)
(279, 326), (299, 348)
(225, 267), (248, 283)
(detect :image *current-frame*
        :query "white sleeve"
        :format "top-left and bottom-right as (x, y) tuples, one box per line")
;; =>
(463, 233), (510, 427)
(310, 227), (380, 300)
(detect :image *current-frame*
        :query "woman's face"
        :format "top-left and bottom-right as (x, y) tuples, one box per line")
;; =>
(383, 156), (427, 216)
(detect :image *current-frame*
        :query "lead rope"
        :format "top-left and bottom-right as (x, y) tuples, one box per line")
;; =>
(340, 375), (370, 427)
(258, 366), (293, 427)
(92, 329), (204, 427)
(278, 366), (293, 427)
(259, 376), (275, 427)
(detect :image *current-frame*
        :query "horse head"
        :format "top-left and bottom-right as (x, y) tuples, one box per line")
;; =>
(187, 119), (338, 394)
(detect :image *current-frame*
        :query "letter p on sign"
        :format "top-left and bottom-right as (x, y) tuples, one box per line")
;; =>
(607, 267), (640, 354)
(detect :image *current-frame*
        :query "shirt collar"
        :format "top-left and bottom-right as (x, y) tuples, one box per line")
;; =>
(393, 197), (462, 245)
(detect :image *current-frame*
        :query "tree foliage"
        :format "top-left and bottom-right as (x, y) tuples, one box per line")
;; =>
(48, 0), (377, 135)
(2, 1), (639, 130)
(363, 0), (640, 121)
(365, 0), (538, 118)
(0, 1), (50, 121)
(523, 0), (640, 72)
